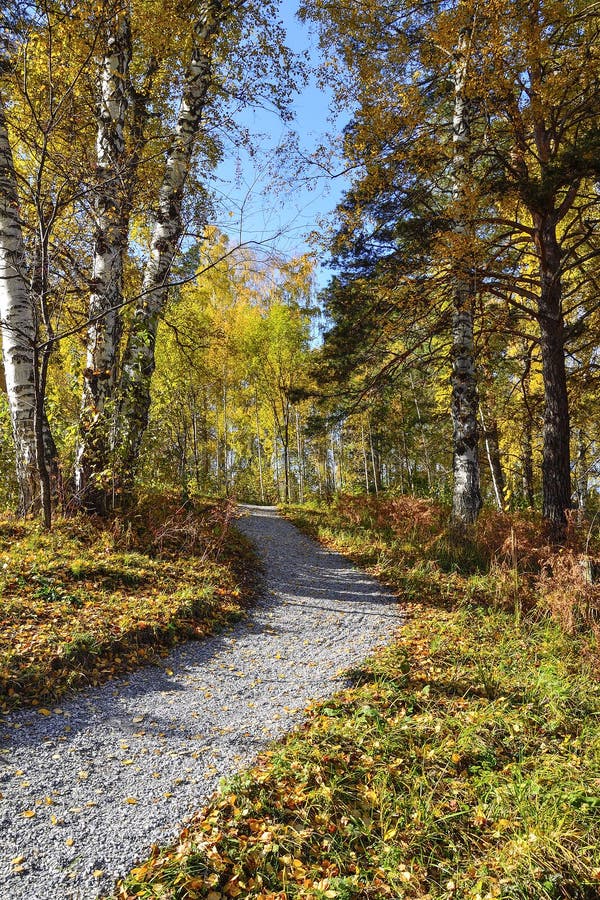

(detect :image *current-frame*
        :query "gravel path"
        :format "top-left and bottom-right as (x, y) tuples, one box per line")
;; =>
(0, 505), (401, 900)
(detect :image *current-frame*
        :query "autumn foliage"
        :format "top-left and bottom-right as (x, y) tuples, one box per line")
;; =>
(0, 497), (256, 713)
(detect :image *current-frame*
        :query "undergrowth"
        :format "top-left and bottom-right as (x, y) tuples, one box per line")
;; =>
(0, 494), (257, 713)
(113, 496), (600, 899)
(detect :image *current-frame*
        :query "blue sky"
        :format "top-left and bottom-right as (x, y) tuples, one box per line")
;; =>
(212, 0), (350, 291)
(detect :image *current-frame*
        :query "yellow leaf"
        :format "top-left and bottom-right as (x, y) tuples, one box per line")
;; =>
(125, 797), (138, 804)
(38, 708), (51, 716)
(22, 810), (36, 818)
(93, 870), (104, 878)
(11, 856), (25, 866)
(65, 837), (74, 847)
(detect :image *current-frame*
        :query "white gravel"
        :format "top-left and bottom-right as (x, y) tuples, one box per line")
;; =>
(0, 505), (401, 899)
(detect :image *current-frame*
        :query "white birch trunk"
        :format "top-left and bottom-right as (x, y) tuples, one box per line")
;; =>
(450, 27), (482, 527)
(75, 8), (131, 509)
(115, 1), (222, 491)
(0, 99), (38, 513)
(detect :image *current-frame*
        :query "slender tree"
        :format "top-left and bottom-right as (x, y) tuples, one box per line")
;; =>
(114, 0), (229, 497)
(0, 99), (38, 513)
(449, 16), (482, 526)
(75, 3), (132, 511)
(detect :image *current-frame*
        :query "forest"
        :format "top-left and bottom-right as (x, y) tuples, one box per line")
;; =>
(0, 0), (597, 537)
(2, 1), (600, 899)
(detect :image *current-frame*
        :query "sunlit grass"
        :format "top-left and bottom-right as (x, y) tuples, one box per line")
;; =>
(113, 498), (600, 900)
(0, 498), (257, 712)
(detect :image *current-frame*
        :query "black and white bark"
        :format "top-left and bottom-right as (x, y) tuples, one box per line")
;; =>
(449, 27), (482, 527)
(115, 0), (224, 494)
(75, 6), (131, 511)
(0, 98), (38, 513)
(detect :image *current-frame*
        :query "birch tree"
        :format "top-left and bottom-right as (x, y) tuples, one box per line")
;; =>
(449, 18), (482, 526)
(114, 0), (230, 497)
(0, 99), (38, 513)
(75, 4), (132, 511)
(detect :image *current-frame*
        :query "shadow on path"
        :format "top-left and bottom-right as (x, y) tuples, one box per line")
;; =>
(0, 505), (402, 900)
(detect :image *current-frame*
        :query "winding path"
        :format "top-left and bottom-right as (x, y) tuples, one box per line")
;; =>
(0, 506), (401, 900)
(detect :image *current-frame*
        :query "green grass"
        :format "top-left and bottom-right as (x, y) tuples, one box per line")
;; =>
(113, 496), (600, 900)
(0, 496), (258, 713)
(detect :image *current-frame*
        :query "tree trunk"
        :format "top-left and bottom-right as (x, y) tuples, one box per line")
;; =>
(450, 27), (482, 527)
(575, 430), (588, 521)
(255, 397), (265, 503)
(480, 408), (505, 511)
(222, 380), (229, 496)
(75, 7), (131, 512)
(520, 346), (535, 508)
(410, 373), (432, 491)
(361, 422), (370, 492)
(534, 213), (571, 539)
(115, 1), (222, 497)
(0, 99), (38, 514)
(283, 416), (290, 503)
(368, 419), (379, 495)
(33, 345), (53, 528)
(295, 408), (304, 503)
(521, 423), (535, 508)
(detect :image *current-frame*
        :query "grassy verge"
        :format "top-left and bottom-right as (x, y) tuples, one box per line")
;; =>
(114, 496), (600, 900)
(0, 496), (257, 714)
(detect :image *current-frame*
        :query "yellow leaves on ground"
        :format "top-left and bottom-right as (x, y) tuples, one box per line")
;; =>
(116, 503), (600, 899)
(0, 500), (253, 713)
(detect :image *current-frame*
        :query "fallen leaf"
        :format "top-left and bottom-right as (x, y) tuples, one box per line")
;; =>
(65, 837), (74, 847)
(125, 797), (138, 805)
(22, 810), (36, 818)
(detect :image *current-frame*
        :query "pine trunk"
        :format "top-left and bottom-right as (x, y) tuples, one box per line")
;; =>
(75, 8), (131, 512)
(534, 213), (571, 540)
(115, 1), (221, 496)
(450, 29), (482, 527)
(0, 100), (38, 513)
